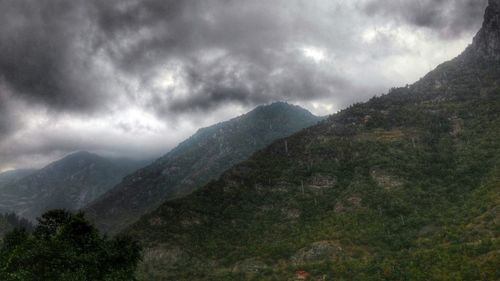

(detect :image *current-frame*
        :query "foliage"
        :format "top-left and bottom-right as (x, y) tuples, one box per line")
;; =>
(85, 102), (322, 235)
(125, 30), (500, 280)
(0, 213), (33, 237)
(0, 210), (141, 281)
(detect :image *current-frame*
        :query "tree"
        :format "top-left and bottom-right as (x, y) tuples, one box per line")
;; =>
(0, 210), (141, 281)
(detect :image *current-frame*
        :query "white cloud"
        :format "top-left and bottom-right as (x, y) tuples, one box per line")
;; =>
(302, 46), (327, 63)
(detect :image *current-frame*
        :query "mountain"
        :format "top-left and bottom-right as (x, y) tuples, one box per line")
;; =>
(84, 102), (322, 234)
(0, 151), (147, 221)
(126, 2), (500, 280)
(0, 169), (36, 188)
(464, 0), (500, 61)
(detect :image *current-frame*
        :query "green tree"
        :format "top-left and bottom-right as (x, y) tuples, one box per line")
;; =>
(0, 210), (141, 281)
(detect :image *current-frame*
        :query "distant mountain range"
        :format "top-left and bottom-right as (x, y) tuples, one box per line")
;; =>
(84, 102), (323, 234)
(0, 151), (148, 221)
(0, 169), (36, 188)
(124, 1), (500, 280)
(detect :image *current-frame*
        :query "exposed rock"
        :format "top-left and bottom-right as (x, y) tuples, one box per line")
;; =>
(466, 0), (500, 60)
(307, 174), (336, 189)
(232, 258), (268, 273)
(142, 246), (188, 266)
(370, 168), (404, 190)
(334, 202), (345, 213)
(449, 117), (464, 136)
(180, 214), (203, 227)
(282, 208), (301, 219)
(290, 241), (342, 265)
(347, 196), (363, 208)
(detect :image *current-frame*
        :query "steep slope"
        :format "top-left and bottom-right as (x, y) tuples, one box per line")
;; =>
(0, 170), (36, 214)
(127, 2), (500, 280)
(85, 102), (322, 234)
(0, 151), (146, 221)
(0, 169), (36, 188)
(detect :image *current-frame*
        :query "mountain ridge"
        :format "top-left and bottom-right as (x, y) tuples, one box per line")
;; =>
(465, 0), (500, 61)
(84, 102), (323, 234)
(0, 169), (36, 188)
(125, 2), (500, 280)
(0, 151), (146, 221)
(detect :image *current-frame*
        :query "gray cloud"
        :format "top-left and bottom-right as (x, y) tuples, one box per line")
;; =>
(90, 0), (355, 114)
(0, 0), (111, 113)
(1, 0), (486, 116)
(362, 0), (488, 38)
(0, 118), (179, 171)
(0, 0), (490, 169)
(0, 97), (15, 140)
(0, 84), (25, 142)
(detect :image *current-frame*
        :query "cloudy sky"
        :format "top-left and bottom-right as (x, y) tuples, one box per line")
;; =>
(0, 0), (489, 171)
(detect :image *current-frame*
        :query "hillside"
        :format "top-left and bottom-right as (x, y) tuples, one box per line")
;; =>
(85, 102), (322, 234)
(0, 169), (36, 188)
(0, 151), (146, 221)
(0, 169), (36, 214)
(127, 1), (500, 280)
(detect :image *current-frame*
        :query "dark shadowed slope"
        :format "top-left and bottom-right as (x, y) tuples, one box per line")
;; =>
(0, 151), (147, 221)
(84, 102), (322, 234)
(0, 169), (36, 188)
(127, 1), (500, 280)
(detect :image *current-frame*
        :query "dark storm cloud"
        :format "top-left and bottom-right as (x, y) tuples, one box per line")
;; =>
(84, 0), (360, 115)
(157, 52), (352, 113)
(1, 0), (345, 117)
(0, 0), (490, 169)
(0, 0), (111, 113)
(1, 0), (487, 117)
(363, 0), (488, 38)
(0, 95), (15, 140)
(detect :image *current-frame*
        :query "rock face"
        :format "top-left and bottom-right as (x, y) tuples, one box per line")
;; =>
(290, 241), (342, 266)
(0, 152), (146, 221)
(84, 102), (322, 234)
(466, 0), (500, 60)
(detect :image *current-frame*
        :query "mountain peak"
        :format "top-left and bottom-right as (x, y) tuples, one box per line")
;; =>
(249, 101), (316, 117)
(85, 102), (321, 234)
(49, 151), (102, 167)
(67, 150), (94, 158)
(467, 0), (500, 60)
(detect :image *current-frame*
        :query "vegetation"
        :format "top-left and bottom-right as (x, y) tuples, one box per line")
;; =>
(0, 210), (141, 281)
(85, 102), (322, 235)
(0, 213), (33, 237)
(2, 3), (499, 281)
(125, 7), (500, 279)
(128, 87), (500, 280)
